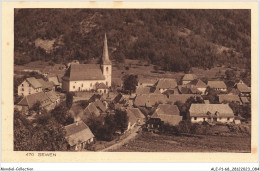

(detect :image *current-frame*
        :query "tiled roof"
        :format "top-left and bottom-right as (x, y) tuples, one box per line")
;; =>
(136, 86), (151, 95)
(237, 83), (251, 93)
(64, 121), (94, 146)
(156, 104), (180, 116)
(240, 97), (250, 104)
(96, 82), (108, 89)
(169, 94), (202, 104)
(63, 64), (105, 81)
(26, 77), (42, 89)
(83, 102), (99, 116)
(48, 76), (60, 86)
(155, 78), (177, 89)
(94, 100), (106, 112)
(182, 74), (197, 81)
(17, 92), (51, 108)
(207, 81), (227, 89)
(138, 78), (158, 85)
(126, 109), (138, 125)
(127, 108), (145, 119)
(45, 91), (59, 103)
(134, 94), (167, 107)
(189, 104), (234, 117)
(37, 79), (54, 90)
(218, 94), (241, 104)
(187, 79), (207, 88)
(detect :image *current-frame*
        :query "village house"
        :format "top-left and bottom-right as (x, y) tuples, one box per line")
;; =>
(154, 78), (177, 93)
(185, 79), (207, 95)
(189, 104), (234, 123)
(138, 77), (158, 87)
(37, 78), (55, 92)
(235, 82), (251, 97)
(96, 82), (109, 94)
(218, 94), (241, 105)
(207, 81), (227, 92)
(168, 94), (203, 104)
(18, 77), (43, 96)
(126, 109), (138, 131)
(62, 34), (112, 92)
(134, 94), (168, 108)
(136, 86), (151, 95)
(151, 104), (182, 126)
(64, 121), (95, 151)
(16, 91), (60, 114)
(48, 76), (62, 90)
(126, 108), (146, 125)
(182, 74), (198, 85)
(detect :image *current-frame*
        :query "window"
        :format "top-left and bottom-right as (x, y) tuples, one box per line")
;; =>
(104, 90), (106, 93)
(81, 84), (83, 87)
(73, 86), (75, 89)
(21, 88), (24, 91)
(219, 117), (222, 120)
(106, 67), (109, 72)
(194, 117), (197, 120)
(227, 117), (230, 121)
(106, 82), (108, 86)
(203, 118), (205, 121)
(21, 84), (24, 87)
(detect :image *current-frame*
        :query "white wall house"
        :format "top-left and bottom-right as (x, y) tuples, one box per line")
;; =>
(207, 81), (227, 92)
(18, 77), (43, 96)
(189, 104), (234, 123)
(62, 34), (112, 92)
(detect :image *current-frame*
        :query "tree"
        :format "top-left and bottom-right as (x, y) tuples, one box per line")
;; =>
(51, 104), (73, 125)
(123, 74), (138, 94)
(114, 110), (129, 133)
(66, 92), (74, 109)
(31, 101), (41, 114)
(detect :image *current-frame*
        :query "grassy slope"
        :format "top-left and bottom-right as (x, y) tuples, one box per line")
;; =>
(112, 132), (251, 152)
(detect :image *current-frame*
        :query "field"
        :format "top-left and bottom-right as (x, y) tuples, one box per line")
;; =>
(112, 132), (251, 152)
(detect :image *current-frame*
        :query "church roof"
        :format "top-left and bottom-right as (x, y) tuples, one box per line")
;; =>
(63, 64), (105, 81)
(102, 33), (112, 65)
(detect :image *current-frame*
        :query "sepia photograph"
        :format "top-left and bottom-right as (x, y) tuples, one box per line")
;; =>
(13, 8), (252, 153)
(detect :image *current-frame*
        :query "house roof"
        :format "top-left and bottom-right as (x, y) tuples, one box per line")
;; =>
(138, 78), (158, 85)
(45, 91), (59, 103)
(182, 74), (197, 81)
(96, 82), (108, 89)
(237, 83), (251, 93)
(187, 79), (207, 88)
(218, 94), (241, 104)
(134, 94), (167, 107)
(240, 97), (250, 104)
(127, 108), (145, 119)
(83, 102), (99, 116)
(17, 92), (51, 108)
(37, 79), (54, 90)
(169, 94), (202, 104)
(189, 104), (234, 117)
(48, 76), (60, 86)
(155, 78), (177, 89)
(94, 100), (106, 112)
(155, 104), (180, 116)
(64, 121), (94, 146)
(63, 64), (105, 81)
(207, 81), (227, 89)
(126, 109), (138, 125)
(26, 77), (42, 89)
(136, 86), (151, 95)
(190, 87), (201, 94)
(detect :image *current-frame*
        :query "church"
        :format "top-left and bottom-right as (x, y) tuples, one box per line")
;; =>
(62, 34), (112, 92)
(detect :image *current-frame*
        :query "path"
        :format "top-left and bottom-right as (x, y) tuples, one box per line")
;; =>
(99, 126), (141, 152)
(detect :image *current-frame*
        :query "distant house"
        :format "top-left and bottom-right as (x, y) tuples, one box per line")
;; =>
(94, 99), (107, 114)
(126, 108), (146, 125)
(240, 97), (250, 104)
(186, 79), (207, 95)
(37, 78), (55, 92)
(18, 77), (43, 96)
(207, 81), (227, 92)
(16, 91), (60, 113)
(96, 82), (109, 94)
(182, 74), (197, 85)
(189, 104), (234, 123)
(169, 94), (203, 104)
(126, 110), (138, 131)
(155, 78), (177, 93)
(83, 102), (100, 117)
(64, 121), (95, 151)
(138, 78), (157, 87)
(48, 76), (62, 89)
(136, 86), (151, 95)
(134, 94), (167, 107)
(151, 104), (182, 126)
(235, 83), (251, 97)
(218, 94), (241, 105)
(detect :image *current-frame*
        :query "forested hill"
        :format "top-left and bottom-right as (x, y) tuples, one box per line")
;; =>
(14, 9), (251, 72)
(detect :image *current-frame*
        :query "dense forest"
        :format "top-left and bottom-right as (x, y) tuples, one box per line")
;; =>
(14, 9), (251, 72)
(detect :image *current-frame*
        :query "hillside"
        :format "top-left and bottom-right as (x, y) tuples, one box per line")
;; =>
(14, 9), (251, 72)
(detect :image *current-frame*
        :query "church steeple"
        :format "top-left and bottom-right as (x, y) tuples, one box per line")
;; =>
(102, 33), (111, 65)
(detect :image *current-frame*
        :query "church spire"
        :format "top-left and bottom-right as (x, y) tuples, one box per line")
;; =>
(102, 33), (111, 65)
